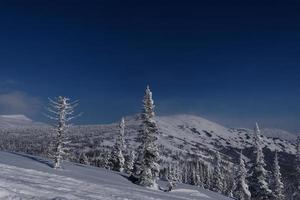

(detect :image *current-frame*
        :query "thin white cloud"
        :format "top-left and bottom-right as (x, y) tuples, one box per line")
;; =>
(0, 91), (41, 115)
(0, 79), (18, 87)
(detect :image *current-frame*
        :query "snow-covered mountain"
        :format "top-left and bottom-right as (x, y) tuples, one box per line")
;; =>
(0, 114), (297, 158)
(0, 114), (45, 128)
(0, 151), (230, 200)
(0, 113), (296, 146)
(156, 114), (296, 154)
(260, 128), (297, 142)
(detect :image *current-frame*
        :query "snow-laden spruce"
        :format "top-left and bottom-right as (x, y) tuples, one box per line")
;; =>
(46, 96), (79, 169)
(166, 163), (177, 191)
(272, 151), (284, 200)
(134, 86), (160, 188)
(233, 150), (251, 200)
(111, 117), (126, 172)
(124, 150), (135, 174)
(248, 123), (272, 200)
(211, 151), (223, 193)
(79, 152), (89, 165)
(132, 144), (143, 179)
(293, 136), (300, 199)
(223, 165), (235, 198)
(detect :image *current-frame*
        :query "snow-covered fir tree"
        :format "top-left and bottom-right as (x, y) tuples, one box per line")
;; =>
(79, 152), (89, 165)
(46, 96), (79, 169)
(224, 165), (235, 198)
(174, 162), (182, 183)
(103, 150), (112, 170)
(131, 118), (148, 179)
(190, 162), (197, 185)
(124, 150), (135, 174)
(211, 151), (223, 193)
(272, 151), (284, 200)
(203, 164), (211, 189)
(166, 163), (177, 192)
(293, 136), (300, 199)
(248, 123), (272, 200)
(233, 150), (251, 200)
(131, 144), (143, 179)
(90, 152), (99, 167)
(196, 160), (204, 188)
(136, 86), (160, 188)
(111, 117), (126, 172)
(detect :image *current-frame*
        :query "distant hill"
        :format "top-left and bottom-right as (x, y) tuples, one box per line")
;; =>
(0, 114), (46, 128)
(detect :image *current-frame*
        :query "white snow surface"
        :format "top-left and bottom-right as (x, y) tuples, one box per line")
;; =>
(0, 151), (231, 200)
(261, 128), (297, 142)
(154, 115), (296, 154)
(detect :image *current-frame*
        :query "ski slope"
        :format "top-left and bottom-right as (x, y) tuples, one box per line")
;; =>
(0, 151), (231, 200)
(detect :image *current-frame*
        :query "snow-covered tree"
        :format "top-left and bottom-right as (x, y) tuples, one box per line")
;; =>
(293, 136), (300, 199)
(233, 150), (251, 200)
(211, 151), (223, 193)
(224, 165), (235, 198)
(46, 96), (79, 169)
(79, 152), (89, 165)
(196, 160), (204, 188)
(203, 164), (211, 189)
(103, 150), (112, 170)
(174, 162), (182, 183)
(272, 151), (284, 200)
(131, 144), (143, 179)
(111, 117), (126, 172)
(248, 123), (272, 200)
(166, 163), (177, 192)
(182, 160), (189, 184)
(131, 117), (148, 179)
(189, 161), (197, 185)
(124, 150), (135, 174)
(136, 86), (160, 188)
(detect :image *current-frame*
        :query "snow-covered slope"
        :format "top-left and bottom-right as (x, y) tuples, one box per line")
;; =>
(260, 128), (297, 142)
(0, 151), (230, 200)
(75, 114), (296, 154)
(155, 114), (296, 154)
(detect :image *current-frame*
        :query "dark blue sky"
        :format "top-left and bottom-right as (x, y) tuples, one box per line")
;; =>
(0, 0), (300, 132)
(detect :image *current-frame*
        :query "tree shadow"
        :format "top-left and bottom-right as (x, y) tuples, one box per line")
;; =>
(126, 174), (140, 184)
(10, 152), (53, 168)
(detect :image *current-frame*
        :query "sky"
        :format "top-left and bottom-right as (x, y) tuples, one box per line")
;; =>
(0, 0), (300, 132)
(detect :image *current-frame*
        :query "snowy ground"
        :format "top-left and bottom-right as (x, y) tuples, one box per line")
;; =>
(0, 151), (231, 200)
